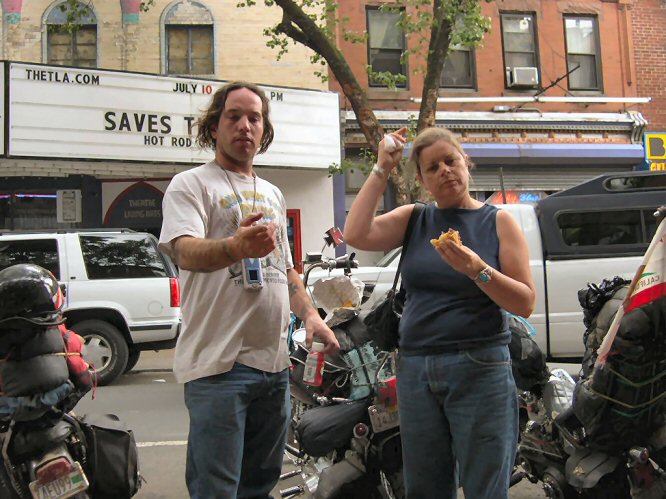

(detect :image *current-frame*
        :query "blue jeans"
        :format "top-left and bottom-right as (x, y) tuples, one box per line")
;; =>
(184, 363), (290, 499)
(396, 345), (518, 499)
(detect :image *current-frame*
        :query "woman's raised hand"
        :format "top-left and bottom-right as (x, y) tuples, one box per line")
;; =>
(377, 127), (408, 175)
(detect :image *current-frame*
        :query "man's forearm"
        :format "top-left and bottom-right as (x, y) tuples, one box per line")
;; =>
(287, 269), (317, 321)
(174, 236), (240, 272)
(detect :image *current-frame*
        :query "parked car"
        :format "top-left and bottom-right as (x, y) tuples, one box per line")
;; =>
(313, 171), (664, 361)
(0, 229), (180, 385)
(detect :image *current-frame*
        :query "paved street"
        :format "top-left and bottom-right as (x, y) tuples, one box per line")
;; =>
(77, 350), (545, 499)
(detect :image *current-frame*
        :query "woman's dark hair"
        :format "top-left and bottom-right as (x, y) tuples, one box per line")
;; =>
(195, 81), (275, 154)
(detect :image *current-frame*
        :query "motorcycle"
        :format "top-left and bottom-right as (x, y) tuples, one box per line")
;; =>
(0, 263), (140, 499)
(279, 233), (404, 499)
(511, 212), (666, 498)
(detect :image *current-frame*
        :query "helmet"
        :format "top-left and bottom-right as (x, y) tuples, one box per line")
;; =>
(0, 264), (64, 327)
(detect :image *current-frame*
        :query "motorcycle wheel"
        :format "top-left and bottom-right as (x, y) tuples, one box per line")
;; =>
(0, 462), (24, 499)
(379, 467), (405, 499)
(542, 467), (576, 499)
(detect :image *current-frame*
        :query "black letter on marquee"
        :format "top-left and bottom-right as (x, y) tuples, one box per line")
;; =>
(104, 112), (117, 131)
(649, 136), (666, 158)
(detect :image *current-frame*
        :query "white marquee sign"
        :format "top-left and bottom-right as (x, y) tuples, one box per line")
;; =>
(8, 63), (340, 169)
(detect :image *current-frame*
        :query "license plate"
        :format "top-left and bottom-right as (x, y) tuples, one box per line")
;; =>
(368, 403), (400, 433)
(29, 462), (89, 499)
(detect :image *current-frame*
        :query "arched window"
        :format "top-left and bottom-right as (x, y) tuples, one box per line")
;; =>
(163, 1), (214, 75)
(45, 1), (97, 68)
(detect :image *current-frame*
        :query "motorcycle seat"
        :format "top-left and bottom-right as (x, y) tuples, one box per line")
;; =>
(10, 419), (72, 459)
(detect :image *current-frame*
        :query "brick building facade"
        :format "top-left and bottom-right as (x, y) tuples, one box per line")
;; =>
(0, 0), (324, 89)
(332, 0), (652, 212)
(631, 0), (666, 131)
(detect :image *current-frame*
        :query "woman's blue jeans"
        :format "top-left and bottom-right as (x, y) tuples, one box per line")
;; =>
(396, 345), (518, 499)
(184, 363), (290, 499)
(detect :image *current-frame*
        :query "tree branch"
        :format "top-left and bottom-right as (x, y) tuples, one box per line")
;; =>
(272, 0), (383, 151)
(276, 11), (316, 51)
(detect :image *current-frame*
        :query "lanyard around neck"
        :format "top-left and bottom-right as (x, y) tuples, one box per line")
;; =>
(222, 167), (257, 219)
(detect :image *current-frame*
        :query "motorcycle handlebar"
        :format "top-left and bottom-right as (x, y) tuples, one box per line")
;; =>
(302, 253), (358, 287)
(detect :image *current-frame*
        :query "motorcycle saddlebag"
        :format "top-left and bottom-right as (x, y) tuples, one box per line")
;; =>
(508, 317), (549, 391)
(80, 413), (140, 499)
(295, 400), (368, 457)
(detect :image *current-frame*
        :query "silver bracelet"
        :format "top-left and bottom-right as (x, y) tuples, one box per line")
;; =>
(371, 164), (388, 180)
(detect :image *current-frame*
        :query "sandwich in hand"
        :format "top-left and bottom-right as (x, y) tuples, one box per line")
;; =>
(430, 229), (462, 248)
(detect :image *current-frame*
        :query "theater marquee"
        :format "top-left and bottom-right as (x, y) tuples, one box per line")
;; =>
(8, 63), (341, 169)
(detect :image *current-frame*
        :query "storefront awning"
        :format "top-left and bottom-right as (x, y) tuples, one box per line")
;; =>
(463, 143), (645, 167)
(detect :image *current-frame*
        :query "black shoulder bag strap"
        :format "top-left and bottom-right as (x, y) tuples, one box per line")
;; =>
(391, 201), (425, 294)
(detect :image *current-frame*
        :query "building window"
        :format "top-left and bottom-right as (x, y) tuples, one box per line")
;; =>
(501, 13), (539, 88)
(45, 1), (97, 68)
(164, 2), (214, 75)
(440, 45), (476, 89)
(564, 16), (601, 91)
(367, 8), (407, 88)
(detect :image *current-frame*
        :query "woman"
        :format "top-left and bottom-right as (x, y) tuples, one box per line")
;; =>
(344, 127), (535, 498)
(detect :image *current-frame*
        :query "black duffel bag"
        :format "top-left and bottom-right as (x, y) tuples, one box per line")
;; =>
(80, 413), (140, 498)
(296, 400), (369, 457)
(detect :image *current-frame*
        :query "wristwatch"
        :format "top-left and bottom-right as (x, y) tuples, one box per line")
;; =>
(473, 266), (493, 284)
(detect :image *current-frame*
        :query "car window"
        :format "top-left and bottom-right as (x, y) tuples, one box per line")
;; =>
(79, 234), (168, 279)
(376, 247), (401, 267)
(557, 208), (655, 247)
(0, 239), (60, 279)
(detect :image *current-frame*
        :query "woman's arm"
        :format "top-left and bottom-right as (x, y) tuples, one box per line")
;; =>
(344, 128), (412, 251)
(484, 210), (536, 317)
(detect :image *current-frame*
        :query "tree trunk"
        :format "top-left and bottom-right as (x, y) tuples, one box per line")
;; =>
(274, 0), (384, 153)
(417, 0), (452, 132)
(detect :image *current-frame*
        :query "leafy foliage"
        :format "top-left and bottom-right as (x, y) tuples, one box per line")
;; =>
(240, 0), (493, 204)
(57, 0), (155, 33)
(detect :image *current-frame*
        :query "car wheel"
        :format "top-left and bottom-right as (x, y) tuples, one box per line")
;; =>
(72, 320), (129, 386)
(124, 347), (141, 373)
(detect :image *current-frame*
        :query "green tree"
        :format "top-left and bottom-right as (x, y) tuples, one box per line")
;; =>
(242, 0), (492, 203)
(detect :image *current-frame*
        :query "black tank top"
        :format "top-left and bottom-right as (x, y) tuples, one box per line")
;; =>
(398, 203), (509, 354)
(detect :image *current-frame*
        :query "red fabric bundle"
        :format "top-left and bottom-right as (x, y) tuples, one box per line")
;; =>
(58, 324), (94, 391)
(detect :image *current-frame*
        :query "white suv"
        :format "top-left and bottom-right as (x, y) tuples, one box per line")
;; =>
(0, 229), (180, 385)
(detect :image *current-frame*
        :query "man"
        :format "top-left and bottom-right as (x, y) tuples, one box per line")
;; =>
(159, 81), (339, 499)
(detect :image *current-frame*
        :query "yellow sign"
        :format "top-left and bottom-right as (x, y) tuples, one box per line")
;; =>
(645, 133), (666, 160)
(650, 162), (666, 171)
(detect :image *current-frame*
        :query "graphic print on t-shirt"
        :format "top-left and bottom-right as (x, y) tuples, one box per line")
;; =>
(219, 189), (288, 286)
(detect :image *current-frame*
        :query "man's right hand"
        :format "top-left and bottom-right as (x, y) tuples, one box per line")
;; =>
(230, 212), (277, 259)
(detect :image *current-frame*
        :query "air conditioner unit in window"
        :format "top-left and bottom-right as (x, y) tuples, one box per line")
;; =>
(506, 67), (539, 87)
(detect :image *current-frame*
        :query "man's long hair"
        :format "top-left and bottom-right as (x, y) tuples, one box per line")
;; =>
(195, 81), (275, 154)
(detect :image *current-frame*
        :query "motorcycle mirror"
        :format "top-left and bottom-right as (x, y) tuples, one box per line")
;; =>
(304, 252), (323, 264)
(323, 227), (344, 248)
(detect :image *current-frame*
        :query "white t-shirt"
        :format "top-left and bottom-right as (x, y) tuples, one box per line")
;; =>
(159, 161), (293, 383)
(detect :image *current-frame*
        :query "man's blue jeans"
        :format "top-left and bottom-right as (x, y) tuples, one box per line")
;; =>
(396, 345), (518, 499)
(184, 363), (290, 499)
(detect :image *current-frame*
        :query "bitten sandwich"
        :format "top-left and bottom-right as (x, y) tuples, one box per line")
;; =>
(430, 229), (462, 248)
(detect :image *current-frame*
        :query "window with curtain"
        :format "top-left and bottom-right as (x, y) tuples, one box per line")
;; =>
(440, 45), (476, 88)
(366, 8), (407, 88)
(501, 13), (538, 86)
(164, 2), (214, 75)
(46, 1), (97, 68)
(564, 16), (602, 91)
